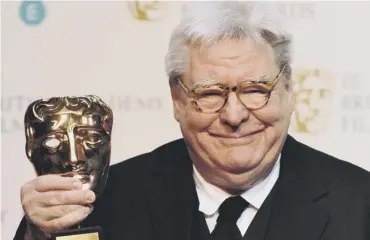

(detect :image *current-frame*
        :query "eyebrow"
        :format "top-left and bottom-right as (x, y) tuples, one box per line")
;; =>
(190, 79), (220, 89)
(238, 73), (271, 83)
(190, 74), (271, 89)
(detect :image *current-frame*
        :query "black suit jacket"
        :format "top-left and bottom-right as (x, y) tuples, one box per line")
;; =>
(15, 135), (370, 240)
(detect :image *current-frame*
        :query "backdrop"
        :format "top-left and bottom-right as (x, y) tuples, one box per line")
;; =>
(2, 1), (370, 239)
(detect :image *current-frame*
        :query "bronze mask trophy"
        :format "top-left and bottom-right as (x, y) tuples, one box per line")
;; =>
(24, 95), (113, 240)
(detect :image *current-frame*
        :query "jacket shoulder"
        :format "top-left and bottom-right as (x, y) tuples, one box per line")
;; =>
(106, 138), (188, 188)
(288, 136), (370, 185)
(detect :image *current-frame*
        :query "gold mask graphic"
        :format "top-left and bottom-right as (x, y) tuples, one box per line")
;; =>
(291, 68), (334, 134)
(24, 95), (113, 197)
(127, 1), (164, 21)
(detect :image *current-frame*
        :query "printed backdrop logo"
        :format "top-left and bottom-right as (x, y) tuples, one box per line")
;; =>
(277, 2), (316, 19)
(127, 1), (164, 21)
(340, 73), (370, 133)
(290, 68), (334, 134)
(1, 95), (165, 134)
(19, 1), (46, 26)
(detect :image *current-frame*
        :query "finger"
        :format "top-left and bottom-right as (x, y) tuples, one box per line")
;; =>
(33, 175), (83, 192)
(38, 206), (93, 233)
(29, 205), (91, 222)
(38, 190), (96, 207)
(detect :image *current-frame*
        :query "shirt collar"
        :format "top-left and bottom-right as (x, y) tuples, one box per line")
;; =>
(193, 155), (281, 216)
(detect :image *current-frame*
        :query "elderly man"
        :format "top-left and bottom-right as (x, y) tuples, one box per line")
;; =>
(15, 2), (370, 240)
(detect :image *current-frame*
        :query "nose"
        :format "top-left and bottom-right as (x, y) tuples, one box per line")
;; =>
(219, 93), (250, 129)
(67, 132), (78, 163)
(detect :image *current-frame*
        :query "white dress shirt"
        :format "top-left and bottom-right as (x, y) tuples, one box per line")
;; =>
(193, 156), (280, 236)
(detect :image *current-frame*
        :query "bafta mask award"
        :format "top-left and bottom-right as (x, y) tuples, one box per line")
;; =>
(24, 95), (113, 240)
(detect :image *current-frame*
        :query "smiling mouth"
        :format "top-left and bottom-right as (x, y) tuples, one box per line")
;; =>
(60, 163), (90, 178)
(60, 170), (88, 177)
(209, 129), (263, 139)
(60, 171), (91, 184)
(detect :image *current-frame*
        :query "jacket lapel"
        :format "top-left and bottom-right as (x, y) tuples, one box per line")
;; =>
(146, 141), (198, 240)
(266, 135), (330, 240)
(144, 135), (331, 240)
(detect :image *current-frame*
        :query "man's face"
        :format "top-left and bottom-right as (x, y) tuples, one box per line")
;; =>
(26, 108), (111, 194)
(171, 39), (294, 191)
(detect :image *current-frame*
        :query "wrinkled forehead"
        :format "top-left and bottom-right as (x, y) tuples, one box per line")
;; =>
(186, 39), (277, 84)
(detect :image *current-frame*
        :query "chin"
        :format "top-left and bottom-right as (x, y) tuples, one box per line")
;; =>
(214, 146), (265, 174)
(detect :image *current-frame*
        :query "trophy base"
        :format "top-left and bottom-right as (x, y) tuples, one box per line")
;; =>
(51, 226), (103, 240)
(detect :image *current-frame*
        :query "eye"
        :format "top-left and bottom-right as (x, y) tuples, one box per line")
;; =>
(43, 138), (61, 152)
(199, 90), (224, 97)
(244, 89), (268, 94)
(240, 85), (269, 95)
(83, 132), (103, 147)
(195, 86), (226, 96)
(43, 138), (60, 148)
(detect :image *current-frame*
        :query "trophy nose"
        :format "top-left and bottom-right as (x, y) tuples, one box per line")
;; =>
(67, 132), (79, 163)
(69, 143), (79, 163)
(70, 150), (78, 163)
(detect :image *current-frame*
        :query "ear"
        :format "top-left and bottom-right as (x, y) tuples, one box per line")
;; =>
(169, 80), (182, 122)
(285, 80), (295, 115)
(25, 123), (34, 160)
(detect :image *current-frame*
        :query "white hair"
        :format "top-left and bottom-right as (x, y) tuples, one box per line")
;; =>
(165, 1), (292, 81)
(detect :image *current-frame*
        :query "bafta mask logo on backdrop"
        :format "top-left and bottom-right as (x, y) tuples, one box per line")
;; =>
(127, 1), (165, 21)
(290, 68), (335, 134)
(1, 95), (164, 134)
(19, 1), (46, 26)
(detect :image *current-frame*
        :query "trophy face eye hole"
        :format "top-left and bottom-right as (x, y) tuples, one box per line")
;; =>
(84, 132), (103, 145)
(43, 138), (61, 149)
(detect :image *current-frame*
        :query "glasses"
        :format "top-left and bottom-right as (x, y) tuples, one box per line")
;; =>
(177, 65), (286, 114)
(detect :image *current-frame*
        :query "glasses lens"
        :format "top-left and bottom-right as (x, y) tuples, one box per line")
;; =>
(194, 86), (226, 113)
(238, 84), (269, 109)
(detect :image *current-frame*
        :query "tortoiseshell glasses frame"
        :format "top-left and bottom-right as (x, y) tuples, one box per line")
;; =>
(176, 65), (287, 114)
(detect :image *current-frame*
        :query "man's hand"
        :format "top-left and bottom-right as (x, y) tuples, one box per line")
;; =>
(21, 175), (96, 239)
